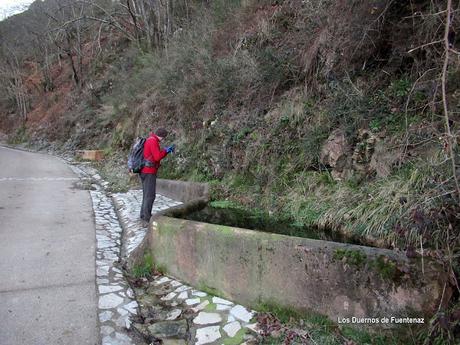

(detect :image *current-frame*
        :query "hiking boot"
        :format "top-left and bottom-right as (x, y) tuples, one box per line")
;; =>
(140, 219), (149, 228)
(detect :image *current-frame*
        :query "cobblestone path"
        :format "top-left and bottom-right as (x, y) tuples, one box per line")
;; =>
(91, 190), (140, 345)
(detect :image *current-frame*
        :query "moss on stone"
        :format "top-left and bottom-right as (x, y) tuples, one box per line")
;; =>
(333, 248), (367, 266)
(157, 218), (184, 236)
(371, 255), (401, 281)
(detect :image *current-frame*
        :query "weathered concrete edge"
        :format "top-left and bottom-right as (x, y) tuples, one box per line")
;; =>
(156, 179), (210, 203)
(148, 216), (446, 330)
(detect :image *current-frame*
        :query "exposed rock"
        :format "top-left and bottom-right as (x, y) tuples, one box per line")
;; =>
(193, 312), (222, 325)
(192, 290), (207, 298)
(161, 292), (177, 301)
(216, 304), (231, 311)
(162, 340), (187, 345)
(147, 320), (188, 339)
(99, 293), (124, 309)
(185, 298), (200, 306)
(177, 291), (188, 300)
(320, 129), (351, 181)
(122, 300), (138, 314)
(101, 325), (115, 336)
(154, 277), (171, 285)
(99, 285), (123, 294)
(99, 311), (114, 323)
(230, 305), (254, 323)
(212, 297), (233, 305)
(174, 285), (191, 293)
(191, 300), (210, 313)
(223, 321), (242, 337)
(351, 129), (377, 175)
(166, 309), (182, 321)
(369, 139), (400, 178)
(195, 326), (221, 345)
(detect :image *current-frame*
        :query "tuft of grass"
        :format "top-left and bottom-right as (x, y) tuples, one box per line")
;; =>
(8, 125), (28, 145)
(209, 200), (243, 209)
(204, 303), (217, 312)
(132, 254), (154, 278)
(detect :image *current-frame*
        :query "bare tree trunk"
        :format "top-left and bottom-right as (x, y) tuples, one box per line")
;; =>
(65, 33), (80, 86)
(127, 0), (142, 44)
(441, 0), (460, 201)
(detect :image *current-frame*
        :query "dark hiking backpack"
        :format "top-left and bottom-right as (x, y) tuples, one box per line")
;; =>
(128, 137), (147, 173)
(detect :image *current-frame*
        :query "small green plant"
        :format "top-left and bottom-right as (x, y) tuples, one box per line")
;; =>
(234, 127), (252, 142)
(8, 125), (28, 144)
(390, 78), (411, 98)
(132, 254), (154, 278)
(333, 249), (367, 266)
(369, 118), (382, 132)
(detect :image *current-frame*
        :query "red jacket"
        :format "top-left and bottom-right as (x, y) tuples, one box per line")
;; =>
(141, 133), (167, 174)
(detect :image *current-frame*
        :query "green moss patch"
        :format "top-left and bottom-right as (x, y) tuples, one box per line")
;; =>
(204, 302), (217, 311)
(333, 249), (367, 266)
(371, 255), (402, 281)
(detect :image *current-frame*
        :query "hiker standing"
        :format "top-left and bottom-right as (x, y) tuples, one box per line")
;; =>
(139, 128), (174, 224)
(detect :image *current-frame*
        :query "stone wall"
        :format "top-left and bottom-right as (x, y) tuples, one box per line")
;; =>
(156, 179), (209, 203)
(146, 216), (445, 329)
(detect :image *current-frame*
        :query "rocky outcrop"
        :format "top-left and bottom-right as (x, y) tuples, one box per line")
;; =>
(320, 129), (351, 180)
(321, 129), (401, 180)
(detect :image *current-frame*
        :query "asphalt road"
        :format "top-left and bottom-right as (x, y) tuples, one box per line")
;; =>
(0, 146), (98, 345)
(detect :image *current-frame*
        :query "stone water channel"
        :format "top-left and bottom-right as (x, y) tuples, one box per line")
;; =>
(67, 162), (261, 345)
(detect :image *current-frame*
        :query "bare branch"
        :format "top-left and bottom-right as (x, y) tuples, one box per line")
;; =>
(441, 0), (460, 200)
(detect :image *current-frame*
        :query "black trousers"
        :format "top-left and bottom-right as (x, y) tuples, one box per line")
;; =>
(140, 173), (157, 221)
